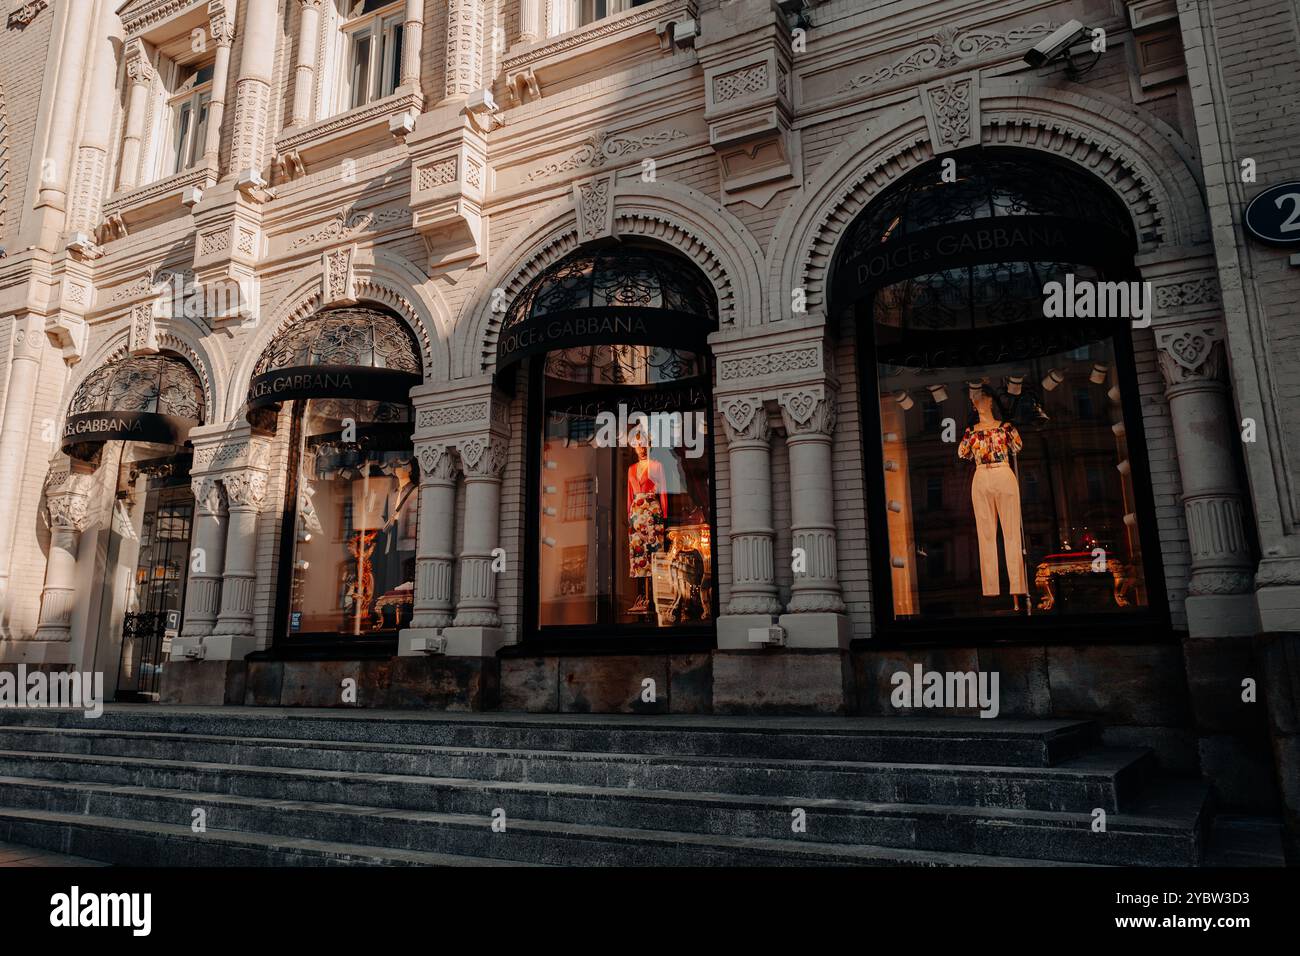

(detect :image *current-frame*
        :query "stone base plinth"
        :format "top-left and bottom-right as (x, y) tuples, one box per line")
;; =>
(499, 653), (712, 714)
(711, 649), (854, 715)
(203, 634), (259, 661)
(159, 660), (246, 706)
(716, 613), (780, 650)
(1185, 593), (1259, 638)
(778, 612), (852, 649)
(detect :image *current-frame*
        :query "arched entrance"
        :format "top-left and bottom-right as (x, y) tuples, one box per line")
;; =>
(831, 148), (1169, 635)
(61, 352), (206, 701)
(498, 241), (721, 647)
(244, 305), (424, 656)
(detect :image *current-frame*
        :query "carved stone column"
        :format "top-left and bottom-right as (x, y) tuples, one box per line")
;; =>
(519, 0), (540, 44)
(230, 0), (278, 176)
(66, 3), (124, 240)
(33, 472), (94, 643)
(443, 434), (508, 656)
(34, 0), (98, 226)
(208, 469), (267, 658)
(117, 40), (154, 191)
(444, 0), (484, 101)
(202, 1), (237, 165)
(399, 0), (425, 93)
(716, 394), (782, 648)
(397, 442), (460, 655)
(778, 386), (850, 647)
(180, 476), (228, 644)
(0, 318), (48, 620)
(1156, 322), (1258, 635)
(290, 0), (323, 127)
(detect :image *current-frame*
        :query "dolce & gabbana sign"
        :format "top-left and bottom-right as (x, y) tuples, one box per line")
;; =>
(496, 308), (708, 369)
(245, 364), (421, 413)
(60, 411), (194, 458)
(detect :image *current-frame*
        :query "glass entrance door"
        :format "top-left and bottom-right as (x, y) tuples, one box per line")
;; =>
(116, 464), (194, 701)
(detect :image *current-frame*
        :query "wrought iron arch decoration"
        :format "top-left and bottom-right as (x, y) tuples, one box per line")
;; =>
(829, 148), (1140, 368)
(244, 305), (423, 431)
(61, 353), (205, 463)
(497, 242), (719, 372)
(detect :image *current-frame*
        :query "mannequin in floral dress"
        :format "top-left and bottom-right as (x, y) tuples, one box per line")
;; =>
(958, 386), (1027, 611)
(626, 430), (668, 614)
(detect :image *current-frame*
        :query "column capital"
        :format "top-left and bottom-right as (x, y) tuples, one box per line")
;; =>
(191, 475), (225, 514)
(125, 38), (154, 83)
(719, 394), (771, 446)
(44, 472), (93, 533)
(1155, 322), (1227, 389)
(208, 0), (235, 45)
(458, 435), (508, 479)
(220, 469), (268, 508)
(416, 441), (460, 483)
(778, 385), (837, 438)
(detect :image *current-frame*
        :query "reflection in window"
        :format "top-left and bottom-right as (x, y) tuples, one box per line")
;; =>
(537, 344), (713, 630)
(288, 398), (418, 637)
(878, 336), (1148, 620)
(342, 0), (404, 110)
(166, 61), (214, 176)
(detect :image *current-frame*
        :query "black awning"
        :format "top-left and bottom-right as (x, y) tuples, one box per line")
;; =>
(62, 354), (205, 462)
(497, 245), (718, 371)
(244, 307), (422, 426)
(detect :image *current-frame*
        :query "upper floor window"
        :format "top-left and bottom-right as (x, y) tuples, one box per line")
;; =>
(165, 62), (214, 176)
(341, 0), (404, 110)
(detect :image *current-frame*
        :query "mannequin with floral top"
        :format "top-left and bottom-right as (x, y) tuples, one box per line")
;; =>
(958, 386), (1028, 611)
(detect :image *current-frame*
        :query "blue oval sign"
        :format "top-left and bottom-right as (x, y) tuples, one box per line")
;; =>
(1244, 182), (1300, 246)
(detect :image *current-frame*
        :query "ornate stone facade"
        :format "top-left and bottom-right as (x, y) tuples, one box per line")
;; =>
(0, 0), (1296, 849)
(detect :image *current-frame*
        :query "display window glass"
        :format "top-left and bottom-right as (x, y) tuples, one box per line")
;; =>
(535, 344), (714, 631)
(876, 333), (1149, 620)
(287, 398), (418, 637)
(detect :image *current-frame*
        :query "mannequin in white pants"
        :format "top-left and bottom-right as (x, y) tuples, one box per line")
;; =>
(958, 387), (1027, 609)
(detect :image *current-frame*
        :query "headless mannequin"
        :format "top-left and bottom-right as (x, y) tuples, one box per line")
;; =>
(962, 390), (1027, 612)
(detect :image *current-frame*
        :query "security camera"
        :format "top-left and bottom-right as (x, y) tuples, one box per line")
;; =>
(1023, 19), (1087, 67)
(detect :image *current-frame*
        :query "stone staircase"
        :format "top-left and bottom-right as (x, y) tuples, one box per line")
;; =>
(0, 706), (1212, 866)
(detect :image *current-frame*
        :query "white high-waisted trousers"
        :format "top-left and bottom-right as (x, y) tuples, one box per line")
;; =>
(970, 461), (1026, 597)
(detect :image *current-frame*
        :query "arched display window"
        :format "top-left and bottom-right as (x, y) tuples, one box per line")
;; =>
(247, 306), (423, 651)
(499, 243), (719, 642)
(831, 148), (1168, 632)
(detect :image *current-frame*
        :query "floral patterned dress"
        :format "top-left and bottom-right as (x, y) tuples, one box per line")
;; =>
(627, 460), (668, 578)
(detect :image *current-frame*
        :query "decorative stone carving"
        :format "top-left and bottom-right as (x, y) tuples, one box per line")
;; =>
(714, 63), (769, 102)
(208, 0), (234, 45)
(445, 0), (484, 99)
(524, 129), (687, 183)
(923, 75), (978, 152)
(417, 158), (457, 190)
(45, 480), (92, 532)
(125, 39), (154, 84)
(6, 0), (47, 30)
(191, 476), (224, 513)
(458, 436), (508, 478)
(720, 395), (770, 445)
(1154, 276), (1221, 311)
(778, 387), (836, 436)
(417, 403), (488, 429)
(220, 471), (267, 508)
(837, 22), (1059, 93)
(718, 347), (819, 382)
(417, 442), (460, 482)
(128, 300), (160, 355)
(292, 205), (412, 249)
(321, 244), (357, 307)
(1156, 324), (1225, 386)
(575, 174), (614, 243)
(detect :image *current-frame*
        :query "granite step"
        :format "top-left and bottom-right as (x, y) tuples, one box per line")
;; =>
(0, 805), (535, 867)
(0, 707), (1097, 768)
(0, 772), (1206, 865)
(0, 737), (1153, 812)
(0, 780), (1093, 867)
